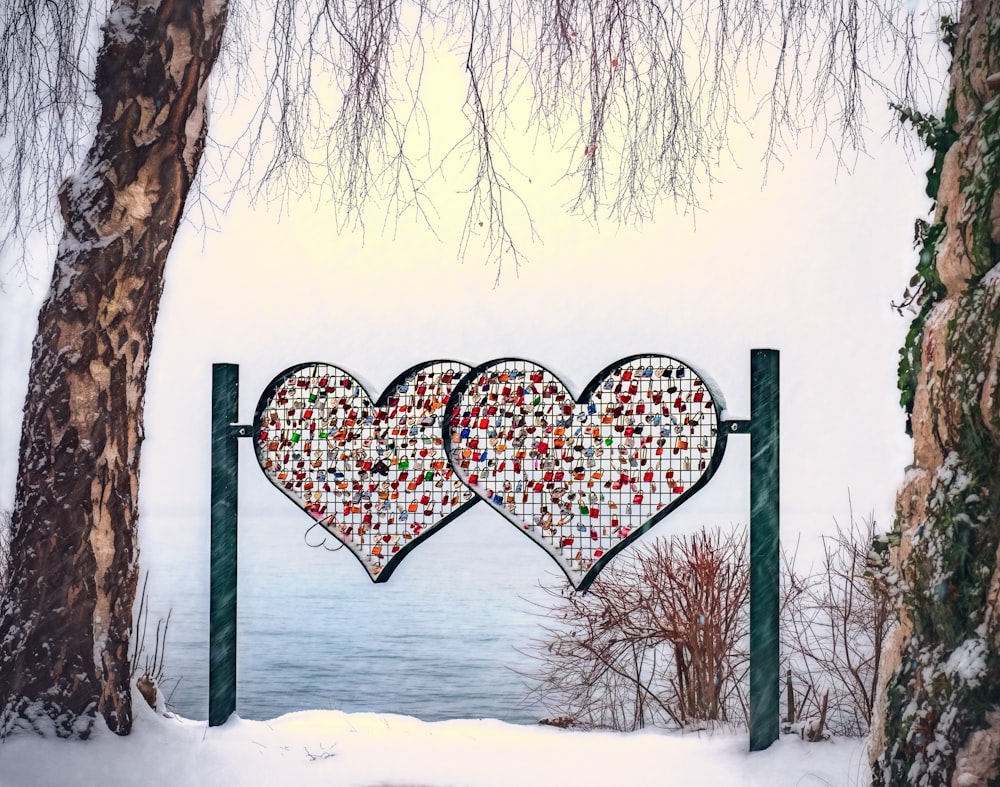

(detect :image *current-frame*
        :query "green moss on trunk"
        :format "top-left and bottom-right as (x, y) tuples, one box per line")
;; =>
(878, 7), (1000, 778)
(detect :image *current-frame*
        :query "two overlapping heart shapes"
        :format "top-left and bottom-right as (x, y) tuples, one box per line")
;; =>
(254, 355), (726, 589)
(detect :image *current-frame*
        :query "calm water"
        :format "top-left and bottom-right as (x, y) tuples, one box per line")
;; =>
(138, 508), (563, 724)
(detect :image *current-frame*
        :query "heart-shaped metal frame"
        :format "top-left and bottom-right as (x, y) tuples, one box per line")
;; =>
(443, 354), (731, 590)
(252, 360), (479, 581)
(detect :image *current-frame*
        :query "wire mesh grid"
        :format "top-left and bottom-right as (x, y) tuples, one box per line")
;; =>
(253, 360), (476, 580)
(443, 355), (722, 587)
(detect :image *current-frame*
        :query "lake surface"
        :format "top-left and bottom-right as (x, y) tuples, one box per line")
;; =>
(138, 508), (565, 724)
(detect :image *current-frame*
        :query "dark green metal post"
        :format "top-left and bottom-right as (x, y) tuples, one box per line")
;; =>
(748, 348), (780, 751)
(210, 363), (240, 726)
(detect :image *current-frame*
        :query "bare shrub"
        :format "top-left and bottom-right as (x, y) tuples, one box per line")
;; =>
(129, 572), (172, 712)
(521, 526), (750, 731)
(781, 506), (895, 738)
(522, 557), (676, 731)
(522, 507), (893, 739)
(636, 528), (751, 726)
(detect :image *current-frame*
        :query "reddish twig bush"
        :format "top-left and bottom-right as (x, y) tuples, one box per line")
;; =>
(520, 526), (750, 731)
(633, 528), (751, 726)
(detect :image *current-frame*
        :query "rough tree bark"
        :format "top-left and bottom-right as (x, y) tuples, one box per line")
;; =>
(871, 0), (1000, 783)
(0, 0), (228, 737)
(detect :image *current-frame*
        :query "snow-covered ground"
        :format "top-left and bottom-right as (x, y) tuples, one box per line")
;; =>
(0, 698), (869, 787)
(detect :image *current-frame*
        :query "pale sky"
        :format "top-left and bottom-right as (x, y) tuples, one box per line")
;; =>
(0, 25), (936, 576)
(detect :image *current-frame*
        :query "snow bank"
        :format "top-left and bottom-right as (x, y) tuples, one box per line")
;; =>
(0, 699), (869, 787)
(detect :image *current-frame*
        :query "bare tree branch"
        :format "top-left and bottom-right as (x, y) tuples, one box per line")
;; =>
(1, 1), (952, 276)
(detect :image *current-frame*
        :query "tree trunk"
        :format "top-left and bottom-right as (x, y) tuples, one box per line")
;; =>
(0, 0), (227, 738)
(871, 0), (1000, 783)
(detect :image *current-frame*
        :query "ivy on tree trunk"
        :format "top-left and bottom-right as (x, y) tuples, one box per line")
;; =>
(0, 0), (228, 737)
(872, 0), (1000, 783)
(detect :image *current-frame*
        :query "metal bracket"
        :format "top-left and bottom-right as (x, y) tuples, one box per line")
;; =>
(721, 418), (752, 435)
(231, 423), (252, 439)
